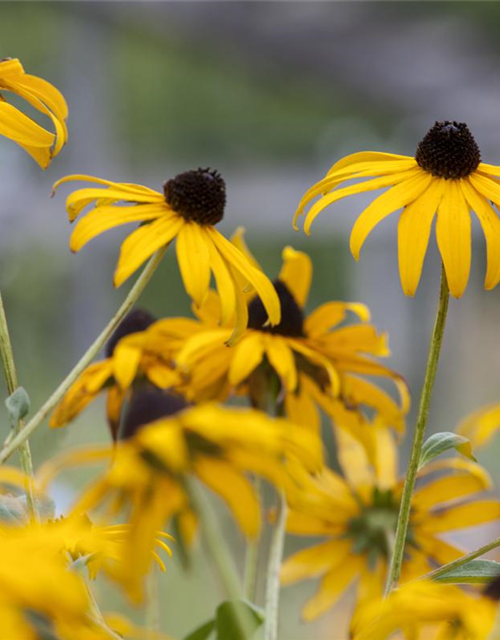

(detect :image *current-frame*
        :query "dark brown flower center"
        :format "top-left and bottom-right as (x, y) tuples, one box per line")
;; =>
(105, 308), (155, 357)
(248, 279), (305, 337)
(121, 385), (189, 440)
(484, 576), (500, 601)
(163, 168), (226, 225)
(415, 121), (481, 179)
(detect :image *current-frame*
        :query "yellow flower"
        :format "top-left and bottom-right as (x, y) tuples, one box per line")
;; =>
(177, 237), (409, 432)
(40, 404), (323, 601)
(281, 427), (500, 621)
(50, 308), (194, 438)
(351, 580), (497, 640)
(53, 169), (280, 342)
(0, 57), (67, 167)
(294, 121), (500, 298)
(457, 400), (500, 450)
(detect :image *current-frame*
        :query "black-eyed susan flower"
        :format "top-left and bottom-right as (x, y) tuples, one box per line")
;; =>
(50, 308), (193, 439)
(177, 236), (409, 433)
(294, 121), (500, 298)
(0, 57), (67, 167)
(351, 579), (496, 640)
(39, 404), (322, 602)
(281, 427), (500, 621)
(53, 169), (280, 342)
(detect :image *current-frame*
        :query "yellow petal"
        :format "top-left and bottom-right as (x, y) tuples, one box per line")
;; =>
(435, 180), (471, 298)
(335, 426), (374, 488)
(327, 151), (413, 175)
(284, 380), (320, 432)
(373, 428), (398, 490)
(457, 401), (500, 449)
(350, 170), (433, 260)
(112, 342), (143, 390)
(225, 262), (250, 346)
(64, 187), (164, 222)
(305, 301), (370, 336)
(228, 333), (265, 385)
(398, 178), (444, 296)
(114, 216), (184, 287)
(0, 101), (54, 146)
(421, 500), (500, 533)
(413, 473), (491, 512)
(302, 555), (363, 620)
(69, 204), (164, 252)
(265, 336), (298, 391)
(208, 227), (280, 326)
(281, 539), (352, 585)
(230, 227), (262, 270)
(462, 178), (500, 290)
(416, 536), (464, 566)
(176, 223), (211, 307)
(205, 237), (236, 326)
(194, 458), (260, 538)
(278, 247), (312, 308)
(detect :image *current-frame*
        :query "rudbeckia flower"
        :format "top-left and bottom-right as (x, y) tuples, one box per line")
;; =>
(351, 580), (496, 640)
(39, 404), (323, 602)
(50, 308), (193, 439)
(281, 427), (500, 621)
(294, 121), (500, 298)
(177, 236), (409, 432)
(0, 57), (68, 167)
(53, 168), (280, 342)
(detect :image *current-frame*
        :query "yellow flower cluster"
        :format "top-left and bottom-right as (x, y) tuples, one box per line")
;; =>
(4, 57), (500, 640)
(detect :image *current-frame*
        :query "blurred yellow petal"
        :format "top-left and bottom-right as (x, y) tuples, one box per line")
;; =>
(457, 401), (500, 449)
(281, 539), (351, 585)
(305, 301), (370, 336)
(335, 427), (374, 489)
(265, 335), (297, 391)
(278, 247), (312, 308)
(413, 474), (491, 512)
(112, 342), (142, 390)
(421, 500), (500, 533)
(228, 333), (265, 385)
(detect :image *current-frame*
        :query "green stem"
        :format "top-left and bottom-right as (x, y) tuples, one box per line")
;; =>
(85, 581), (123, 640)
(185, 477), (253, 639)
(146, 565), (160, 638)
(419, 535), (500, 582)
(0, 289), (38, 520)
(384, 264), (450, 595)
(0, 247), (167, 465)
(264, 491), (287, 640)
(243, 477), (261, 602)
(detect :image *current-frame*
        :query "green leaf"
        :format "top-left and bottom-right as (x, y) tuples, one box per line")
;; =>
(5, 386), (30, 424)
(183, 619), (215, 640)
(215, 600), (264, 640)
(68, 554), (96, 576)
(434, 559), (500, 584)
(418, 432), (476, 470)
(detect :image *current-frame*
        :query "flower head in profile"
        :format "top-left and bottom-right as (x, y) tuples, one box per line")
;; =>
(40, 404), (322, 601)
(281, 427), (500, 621)
(53, 169), (280, 342)
(0, 58), (68, 167)
(351, 579), (496, 640)
(178, 235), (408, 433)
(294, 121), (500, 298)
(50, 308), (193, 439)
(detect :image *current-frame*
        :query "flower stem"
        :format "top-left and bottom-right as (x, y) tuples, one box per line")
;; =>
(0, 247), (167, 465)
(384, 264), (450, 595)
(0, 289), (38, 520)
(146, 566), (160, 638)
(419, 534), (500, 582)
(264, 490), (287, 640)
(243, 477), (261, 602)
(185, 477), (254, 639)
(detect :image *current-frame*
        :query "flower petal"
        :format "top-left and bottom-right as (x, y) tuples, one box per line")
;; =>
(421, 500), (500, 533)
(436, 180), (471, 298)
(265, 336), (298, 391)
(398, 178), (444, 296)
(176, 223), (211, 307)
(305, 301), (370, 336)
(278, 247), (312, 309)
(228, 333), (265, 385)
(350, 170), (433, 260)
(281, 539), (352, 585)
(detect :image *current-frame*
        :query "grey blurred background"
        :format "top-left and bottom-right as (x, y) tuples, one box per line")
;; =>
(2, 2), (500, 638)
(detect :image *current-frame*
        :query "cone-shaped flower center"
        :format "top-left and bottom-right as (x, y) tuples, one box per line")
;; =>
(164, 168), (226, 225)
(121, 385), (189, 440)
(415, 121), (481, 179)
(248, 279), (305, 337)
(484, 576), (500, 601)
(105, 308), (156, 357)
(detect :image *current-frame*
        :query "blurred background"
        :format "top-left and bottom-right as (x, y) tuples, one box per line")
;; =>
(2, 2), (500, 638)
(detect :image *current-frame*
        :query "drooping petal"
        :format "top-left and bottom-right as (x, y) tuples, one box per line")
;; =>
(281, 539), (352, 585)
(413, 473), (491, 512)
(421, 500), (500, 533)
(278, 246), (312, 309)
(350, 170), (433, 260)
(114, 215), (184, 287)
(334, 426), (374, 489)
(228, 333), (265, 385)
(69, 204), (165, 252)
(462, 178), (500, 290)
(416, 537), (464, 567)
(302, 168), (420, 235)
(435, 179), (472, 298)
(397, 178), (444, 296)
(176, 223), (211, 307)
(112, 342), (143, 390)
(305, 301), (370, 336)
(204, 236), (236, 326)
(265, 335), (298, 391)
(457, 401), (500, 449)
(63, 187), (165, 222)
(284, 379), (320, 432)
(0, 101), (54, 146)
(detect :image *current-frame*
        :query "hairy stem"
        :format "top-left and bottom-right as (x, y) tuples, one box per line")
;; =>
(264, 490), (287, 640)
(385, 265), (450, 594)
(0, 248), (167, 464)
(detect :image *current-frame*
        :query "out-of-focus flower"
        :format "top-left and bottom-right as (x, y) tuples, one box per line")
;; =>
(351, 580), (497, 640)
(294, 121), (500, 298)
(177, 236), (408, 433)
(50, 309), (191, 439)
(457, 400), (500, 450)
(281, 427), (500, 621)
(0, 57), (67, 167)
(53, 169), (280, 343)
(39, 404), (323, 601)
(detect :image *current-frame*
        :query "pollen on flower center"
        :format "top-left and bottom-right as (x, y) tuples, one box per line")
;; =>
(163, 168), (226, 225)
(248, 279), (305, 337)
(415, 121), (481, 179)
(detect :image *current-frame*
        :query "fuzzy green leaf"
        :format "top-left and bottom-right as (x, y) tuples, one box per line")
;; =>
(418, 432), (476, 470)
(434, 559), (500, 584)
(5, 386), (30, 425)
